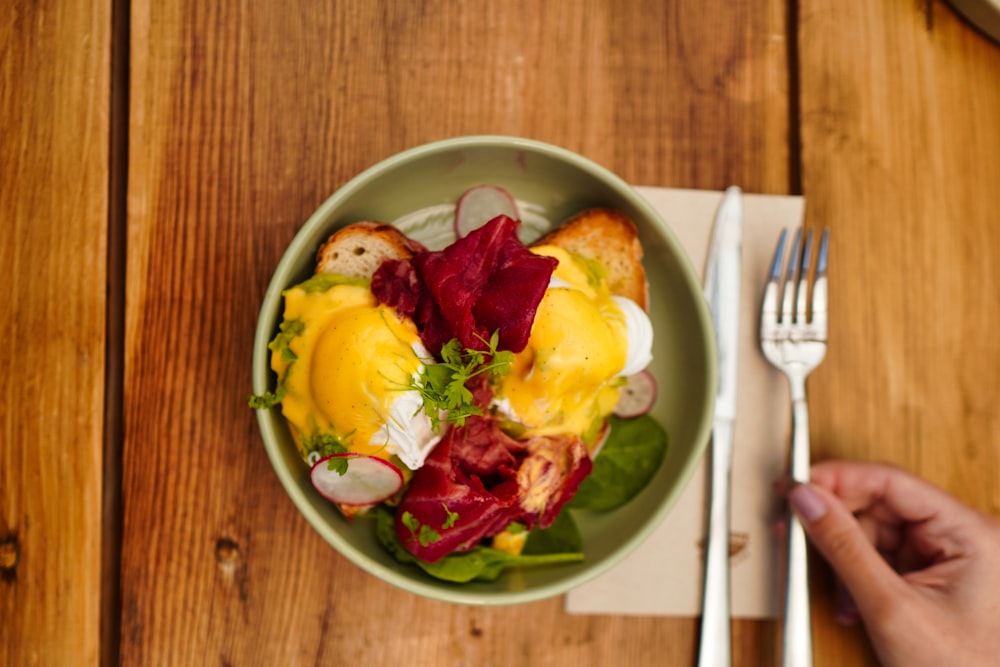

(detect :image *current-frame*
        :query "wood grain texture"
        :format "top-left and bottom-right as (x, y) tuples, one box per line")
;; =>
(120, 1), (787, 665)
(4, 0), (994, 663)
(0, 1), (111, 666)
(799, 0), (1000, 664)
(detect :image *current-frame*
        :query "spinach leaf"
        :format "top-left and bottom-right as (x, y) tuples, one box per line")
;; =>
(522, 509), (582, 555)
(373, 506), (583, 583)
(373, 506), (417, 564)
(418, 546), (583, 583)
(568, 415), (668, 511)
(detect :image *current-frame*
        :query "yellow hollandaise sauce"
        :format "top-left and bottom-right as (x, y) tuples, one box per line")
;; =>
(271, 278), (425, 463)
(496, 245), (628, 441)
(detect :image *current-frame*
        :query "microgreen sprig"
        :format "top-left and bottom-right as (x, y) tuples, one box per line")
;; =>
(411, 330), (514, 429)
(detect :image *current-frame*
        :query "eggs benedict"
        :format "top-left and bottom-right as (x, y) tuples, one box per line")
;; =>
(493, 243), (653, 443)
(493, 208), (654, 445)
(270, 274), (441, 472)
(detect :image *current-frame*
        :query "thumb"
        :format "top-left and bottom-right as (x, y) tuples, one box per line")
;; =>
(787, 483), (908, 619)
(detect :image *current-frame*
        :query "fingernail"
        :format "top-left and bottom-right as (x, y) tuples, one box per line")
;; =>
(835, 599), (861, 625)
(788, 483), (828, 523)
(835, 584), (860, 625)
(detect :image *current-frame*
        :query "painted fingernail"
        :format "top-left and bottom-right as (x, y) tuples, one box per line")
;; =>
(788, 483), (828, 523)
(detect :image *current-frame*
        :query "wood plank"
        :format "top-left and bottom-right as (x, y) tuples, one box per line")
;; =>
(120, 1), (789, 665)
(798, 0), (1000, 663)
(0, 1), (111, 665)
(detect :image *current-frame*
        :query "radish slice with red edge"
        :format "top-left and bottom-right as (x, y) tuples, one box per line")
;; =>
(310, 453), (404, 506)
(614, 370), (658, 418)
(454, 185), (520, 238)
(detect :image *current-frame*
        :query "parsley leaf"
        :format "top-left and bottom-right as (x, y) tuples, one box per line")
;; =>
(441, 504), (459, 529)
(267, 319), (305, 362)
(302, 432), (351, 476)
(401, 511), (442, 547)
(410, 331), (514, 429)
(248, 388), (285, 409)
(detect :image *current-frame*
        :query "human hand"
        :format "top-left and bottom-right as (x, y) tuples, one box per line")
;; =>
(783, 460), (1000, 667)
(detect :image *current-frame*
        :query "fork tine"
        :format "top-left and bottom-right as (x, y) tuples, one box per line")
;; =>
(816, 228), (829, 277)
(811, 228), (829, 335)
(761, 229), (787, 333)
(796, 229), (813, 324)
(781, 229), (801, 324)
(768, 229), (789, 282)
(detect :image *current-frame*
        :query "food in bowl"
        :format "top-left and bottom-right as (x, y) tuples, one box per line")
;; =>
(251, 185), (667, 582)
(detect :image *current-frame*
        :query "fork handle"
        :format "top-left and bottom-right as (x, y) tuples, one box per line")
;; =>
(783, 383), (813, 667)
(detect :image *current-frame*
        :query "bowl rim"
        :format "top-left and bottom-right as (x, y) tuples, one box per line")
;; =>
(252, 134), (717, 605)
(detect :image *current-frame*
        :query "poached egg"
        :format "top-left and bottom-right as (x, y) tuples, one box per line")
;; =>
(271, 276), (440, 471)
(492, 245), (653, 443)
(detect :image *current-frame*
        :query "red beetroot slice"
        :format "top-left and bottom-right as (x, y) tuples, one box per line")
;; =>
(613, 370), (658, 418)
(310, 453), (404, 506)
(454, 185), (520, 238)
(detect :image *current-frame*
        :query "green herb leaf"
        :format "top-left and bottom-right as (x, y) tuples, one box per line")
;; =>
(506, 522), (526, 535)
(299, 433), (352, 475)
(419, 526), (441, 546)
(247, 388), (284, 409)
(302, 432), (350, 458)
(401, 510), (420, 533)
(267, 319), (305, 360)
(325, 456), (349, 476)
(409, 331), (513, 429)
(441, 504), (459, 530)
(401, 511), (442, 547)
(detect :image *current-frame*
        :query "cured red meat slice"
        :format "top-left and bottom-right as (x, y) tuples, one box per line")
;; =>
(372, 215), (556, 356)
(395, 418), (523, 562)
(395, 416), (593, 563)
(516, 434), (593, 529)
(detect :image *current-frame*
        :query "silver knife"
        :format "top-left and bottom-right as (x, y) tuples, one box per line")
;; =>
(697, 186), (743, 667)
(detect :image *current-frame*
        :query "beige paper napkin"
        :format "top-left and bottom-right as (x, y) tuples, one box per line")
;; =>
(564, 186), (804, 618)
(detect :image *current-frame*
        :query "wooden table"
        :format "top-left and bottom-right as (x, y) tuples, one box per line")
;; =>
(4, 1), (999, 665)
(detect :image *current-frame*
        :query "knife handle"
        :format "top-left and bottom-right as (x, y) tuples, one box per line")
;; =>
(697, 422), (733, 667)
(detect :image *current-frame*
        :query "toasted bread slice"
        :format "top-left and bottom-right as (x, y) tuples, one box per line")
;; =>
(315, 222), (421, 279)
(534, 208), (648, 311)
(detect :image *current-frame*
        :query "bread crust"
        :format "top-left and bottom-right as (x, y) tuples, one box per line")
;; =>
(533, 208), (649, 311)
(314, 222), (421, 279)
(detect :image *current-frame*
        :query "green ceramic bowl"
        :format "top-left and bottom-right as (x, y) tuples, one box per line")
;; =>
(253, 135), (716, 605)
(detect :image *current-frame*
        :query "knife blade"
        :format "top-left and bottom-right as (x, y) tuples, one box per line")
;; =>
(696, 185), (743, 667)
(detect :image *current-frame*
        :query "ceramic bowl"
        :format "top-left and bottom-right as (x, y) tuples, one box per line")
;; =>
(252, 135), (716, 605)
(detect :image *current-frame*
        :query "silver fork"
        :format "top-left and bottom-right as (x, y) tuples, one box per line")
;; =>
(760, 227), (829, 667)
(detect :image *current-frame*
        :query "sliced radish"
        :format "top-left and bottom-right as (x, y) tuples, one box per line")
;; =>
(614, 370), (658, 418)
(310, 453), (404, 506)
(454, 184), (520, 237)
